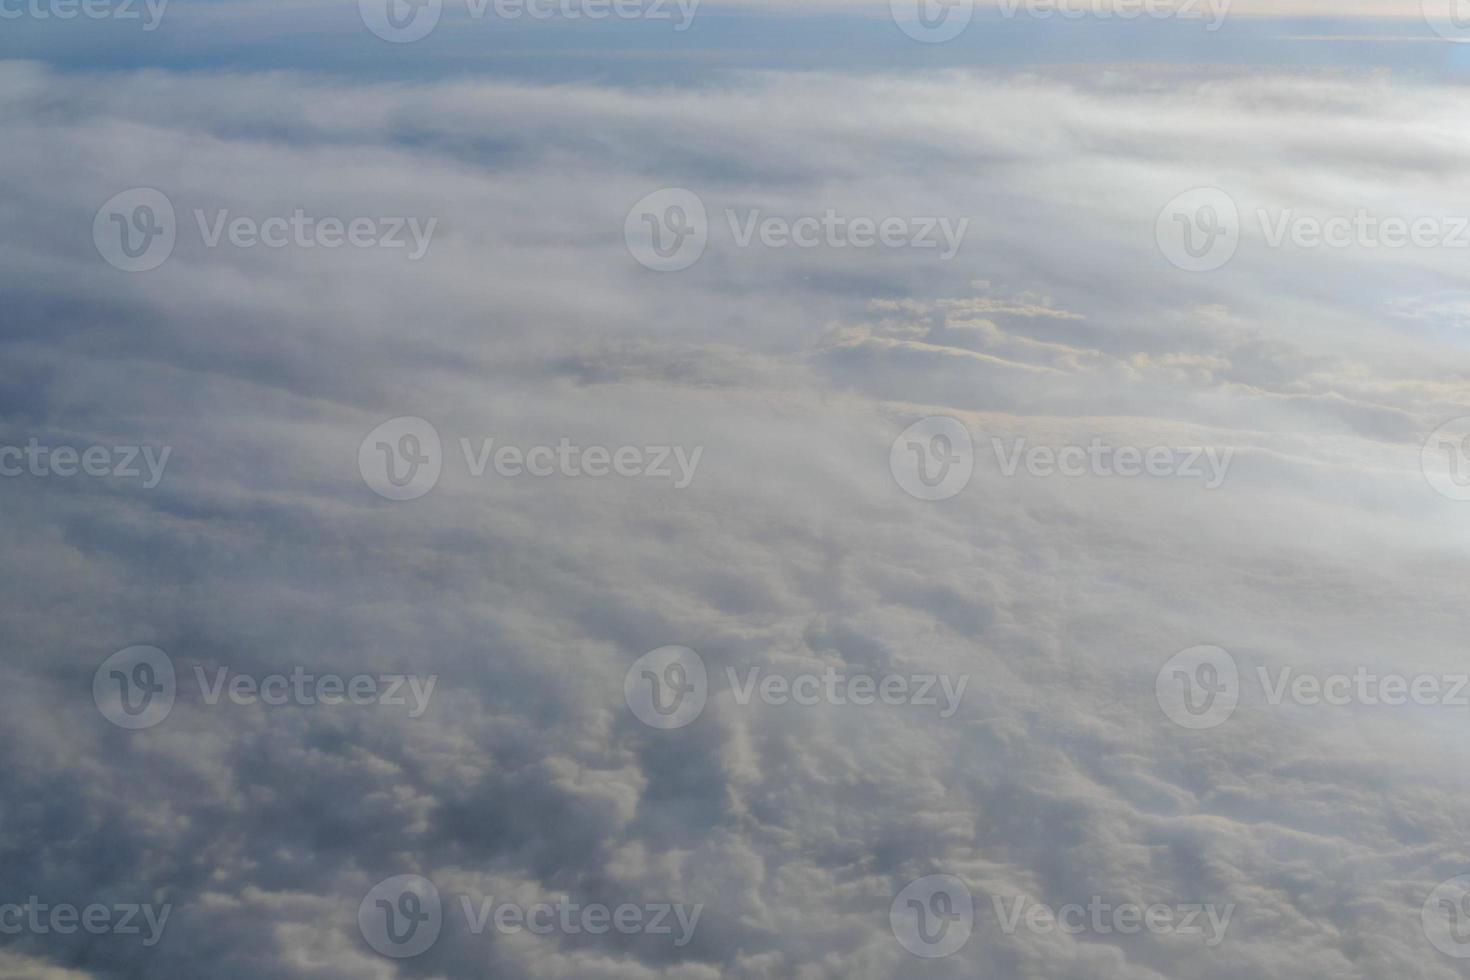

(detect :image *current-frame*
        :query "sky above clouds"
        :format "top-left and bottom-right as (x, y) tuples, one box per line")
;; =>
(4, 2), (1470, 979)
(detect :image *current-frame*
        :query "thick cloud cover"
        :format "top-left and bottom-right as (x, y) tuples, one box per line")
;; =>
(3, 57), (1470, 979)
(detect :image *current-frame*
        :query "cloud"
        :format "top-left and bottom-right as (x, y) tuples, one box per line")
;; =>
(2, 59), (1470, 979)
